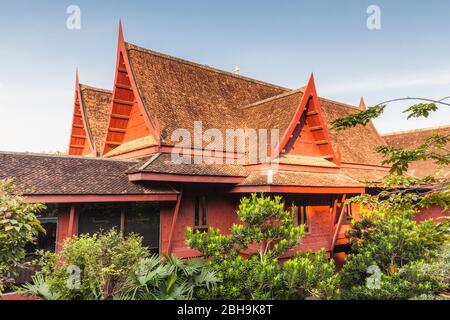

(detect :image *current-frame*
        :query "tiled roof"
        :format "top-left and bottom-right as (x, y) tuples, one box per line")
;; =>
(79, 84), (112, 155)
(277, 154), (338, 168)
(125, 42), (288, 143)
(382, 125), (450, 178)
(340, 167), (390, 183)
(242, 89), (304, 132)
(383, 125), (450, 149)
(0, 152), (176, 195)
(239, 170), (362, 187)
(318, 97), (387, 166)
(120, 41), (391, 167)
(240, 89), (387, 166)
(129, 153), (249, 177)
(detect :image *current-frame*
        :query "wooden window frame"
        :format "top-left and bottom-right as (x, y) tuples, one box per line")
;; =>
(293, 204), (311, 234)
(193, 196), (208, 233)
(344, 204), (354, 224)
(299, 205), (311, 234)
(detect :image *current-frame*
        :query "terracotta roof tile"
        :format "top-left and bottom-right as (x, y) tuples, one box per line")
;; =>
(340, 167), (390, 183)
(242, 90), (304, 131)
(125, 42), (288, 143)
(79, 84), (112, 155)
(239, 170), (362, 187)
(240, 89), (387, 166)
(318, 98), (387, 166)
(130, 153), (248, 177)
(0, 152), (176, 195)
(383, 125), (450, 178)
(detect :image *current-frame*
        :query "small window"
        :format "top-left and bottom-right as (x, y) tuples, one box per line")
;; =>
(124, 203), (160, 254)
(290, 202), (311, 234)
(194, 196), (208, 233)
(25, 204), (60, 254)
(298, 205), (311, 234)
(345, 204), (354, 224)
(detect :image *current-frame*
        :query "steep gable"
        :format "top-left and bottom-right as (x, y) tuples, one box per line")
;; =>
(79, 85), (112, 156)
(102, 23), (157, 156)
(68, 72), (95, 156)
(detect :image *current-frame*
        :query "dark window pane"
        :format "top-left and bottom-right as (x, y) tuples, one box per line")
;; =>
(201, 196), (207, 226)
(78, 203), (121, 235)
(297, 206), (310, 233)
(26, 204), (63, 254)
(124, 203), (160, 251)
(194, 197), (200, 226)
(345, 204), (353, 224)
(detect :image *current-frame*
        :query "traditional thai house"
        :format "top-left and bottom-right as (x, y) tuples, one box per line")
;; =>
(0, 23), (447, 261)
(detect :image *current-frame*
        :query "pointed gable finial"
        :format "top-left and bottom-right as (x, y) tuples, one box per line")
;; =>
(359, 96), (367, 111)
(308, 72), (315, 87)
(118, 19), (124, 44)
(75, 67), (80, 90)
(303, 72), (317, 96)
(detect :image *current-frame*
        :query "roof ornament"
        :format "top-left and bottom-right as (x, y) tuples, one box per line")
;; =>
(233, 66), (240, 75)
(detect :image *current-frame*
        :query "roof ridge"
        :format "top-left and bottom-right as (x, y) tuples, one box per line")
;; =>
(382, 124), (450, 136)
(241, 88), (303, 109)
(79, 83), (112, 94)
(317, 96), (359, 111)
(125, 42), (291, 92)
(0, 151), (138, 163)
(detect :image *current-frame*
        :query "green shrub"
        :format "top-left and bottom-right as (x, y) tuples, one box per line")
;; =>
(187, 193), (339, 300)
(25, 229), (217, 300)
(341, 209), (449, 300)
(26, 229), (149, 300)
(0, 179), (45, 293)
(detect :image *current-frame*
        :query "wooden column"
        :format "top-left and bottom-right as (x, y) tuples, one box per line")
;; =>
(167, 186), (184, 255)
(67, 205), (76, 237)
(330, 194), (347, 256)
(329, 198), (339, 248)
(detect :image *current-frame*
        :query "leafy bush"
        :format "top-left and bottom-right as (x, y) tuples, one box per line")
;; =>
(26, 229), (149, 300)
(341, 209), (449, 300)
(25, 229), (217, 300)
(187, 193), (339, 300)
(0, 179), (45, 293)
(119, 255), (218, 300)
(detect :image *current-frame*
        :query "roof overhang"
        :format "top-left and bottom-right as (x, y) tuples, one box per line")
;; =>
(128, 172), (245, 184)
(25, 194), (178, 204)
(230, 185), (365, 194)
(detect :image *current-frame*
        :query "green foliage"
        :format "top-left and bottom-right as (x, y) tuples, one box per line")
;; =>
(278, 250), (341, 300)
(119, 255), (218, 300)
(25, 230), (216, 300)
(331, 95), (449, 300)
(187, 193), (339, 300)
(331, 105), (385, 131)
(403, 103), (438, 119)
(341, 208), (450, 299)
(376, 134), (450, 175)
(0, 179), (45, 293)
(27, 229), (149, 300)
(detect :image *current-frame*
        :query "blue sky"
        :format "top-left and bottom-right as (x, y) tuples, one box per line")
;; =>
(0, 0), (449, 152)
